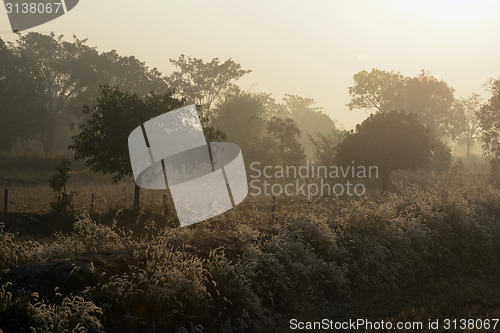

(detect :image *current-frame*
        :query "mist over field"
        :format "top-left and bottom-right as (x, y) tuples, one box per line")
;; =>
(1, 1), (500, 332)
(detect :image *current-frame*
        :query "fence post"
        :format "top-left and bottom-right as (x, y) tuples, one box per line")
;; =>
(90, 193), (94, 214)
(3, 189), (7, 212)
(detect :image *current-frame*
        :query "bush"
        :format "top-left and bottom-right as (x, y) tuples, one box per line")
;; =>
(0, 283), (104, 333)
(48, 158), (77, 213)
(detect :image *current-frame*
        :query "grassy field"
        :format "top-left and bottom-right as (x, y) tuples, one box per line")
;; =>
(1, 163), (500, 332)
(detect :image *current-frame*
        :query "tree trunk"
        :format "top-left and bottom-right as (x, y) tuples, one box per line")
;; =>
(466, 141), (471, 158)
(133, 183), (140, 208)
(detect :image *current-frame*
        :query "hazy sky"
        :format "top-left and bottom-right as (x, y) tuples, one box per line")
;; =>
(2, 0), (500, 129)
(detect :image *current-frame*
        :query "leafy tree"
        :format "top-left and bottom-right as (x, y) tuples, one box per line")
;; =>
(14, 33), (170, 157)
(15, 33), (100, 157)
(427, 138), (452, 173)
(0, 38), (46, 151)
(348, 69), (456, 136)
(284, 94), (337, 158)
(404, 71), (456, 134)
(477, 78), (500, 174)
(99, 50), (169, 96)
(347, 68), (405, 112)
(252, 92), (288, 120)
(166, 55), (251, 118)
(262, 117), (306, 166)
(336, 111), (433, 191)
(70, 86), (184, 208)
(213, 93), (266, 161)
(452, 93), (483, 158)
(309, 132), (341, 166)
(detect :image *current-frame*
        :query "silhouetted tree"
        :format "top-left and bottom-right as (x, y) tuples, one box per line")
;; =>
(452, 93), (483, 158)
(99, 49), (169, 96)
(0, 38), (46, 151)
(213, 93), (266, 161)
(283, 94), (337, 158)
(336, 111), (433, 191)
(263, 117), (306, 166)
(348, 69), (456, 137)
(166, 55), (251, 118)
(427, 138), (452, 173)
(347, 69), (405, 112)
(309, 132), (341, 166)
(14, 33), (170, 158)
(477, 78), (500, 174)
(15, 33), (100, 157)
(70, 86), (184, 208)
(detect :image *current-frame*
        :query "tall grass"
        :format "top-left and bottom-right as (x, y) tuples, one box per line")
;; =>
(1, 170), (500, 332)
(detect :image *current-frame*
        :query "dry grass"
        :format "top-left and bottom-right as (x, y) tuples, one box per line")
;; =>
(2, 179), (167, 214)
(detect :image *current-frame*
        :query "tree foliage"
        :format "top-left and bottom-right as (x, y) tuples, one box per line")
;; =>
(0, 38), (46, 151)
(48, 158), (76, 212)
(309, 132), (342, 166)
(213, 93), (266, 161)
(70, 86), (184, 206)
(347, 69), (405, 112)
(336, 111), (433, 191)
(15, 33), (99, 156)
(284, 94), (337, 158)
(4, 33), (171, 157)
(477, 78), (500, 172)
(452, 93), (483, 157)
(348, 69), (456, 136)
(262, 117), (306, 166)
(166, 55), (251, 118)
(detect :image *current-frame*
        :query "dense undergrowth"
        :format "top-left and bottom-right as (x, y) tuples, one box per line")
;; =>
(1, 171), (500, 332)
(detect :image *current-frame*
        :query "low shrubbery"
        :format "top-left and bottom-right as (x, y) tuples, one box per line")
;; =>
(1, 171), (500, 332)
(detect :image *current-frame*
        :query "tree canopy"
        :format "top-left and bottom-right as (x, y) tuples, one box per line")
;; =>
(477, 78), (500, 172)
(0, 33), (174, 157)
(336, 111), (433, 191)
(166, 55), (251, 118)
(262, 117), (306, 166)
(348, 69), (456, 136)
(283, 94), (337, 158)
(213, 93), (266, 161)
(70, 85), (184, 207)
(452, 93), (483, 157)
(0, 38), (46, 151)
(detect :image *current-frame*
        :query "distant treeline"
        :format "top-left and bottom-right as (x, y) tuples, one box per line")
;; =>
(0, 33), (336, 163)
(2, 33), (500, 180)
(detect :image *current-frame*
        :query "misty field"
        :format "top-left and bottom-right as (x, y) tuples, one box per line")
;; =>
(2, 15), (500, 332)
(1, 167), (500, 332)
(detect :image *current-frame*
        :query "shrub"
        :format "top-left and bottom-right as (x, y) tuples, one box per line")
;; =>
(0, 283), (104, 333)
(48, 158), (77, 213)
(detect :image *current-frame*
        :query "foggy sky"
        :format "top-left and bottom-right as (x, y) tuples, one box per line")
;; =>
(1, 0), (500, 129)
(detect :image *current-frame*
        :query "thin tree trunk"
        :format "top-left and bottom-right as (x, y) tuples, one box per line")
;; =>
(466, 141), (471, 158)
